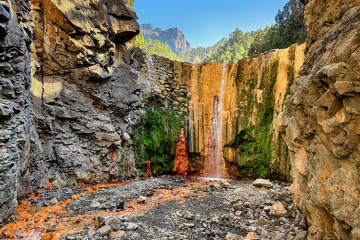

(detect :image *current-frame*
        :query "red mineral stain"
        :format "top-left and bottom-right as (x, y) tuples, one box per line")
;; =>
(173, 128), (189, 176)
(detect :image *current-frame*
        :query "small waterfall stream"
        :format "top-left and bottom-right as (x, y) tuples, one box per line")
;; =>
(145, 55), (153, 95)
(205, 64), (226, 178)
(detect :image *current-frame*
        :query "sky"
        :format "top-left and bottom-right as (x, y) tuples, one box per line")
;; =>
(134, 0), (289, 48)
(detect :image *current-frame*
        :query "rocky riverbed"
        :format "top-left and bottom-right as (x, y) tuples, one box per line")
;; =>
(0, 177), (307, 240)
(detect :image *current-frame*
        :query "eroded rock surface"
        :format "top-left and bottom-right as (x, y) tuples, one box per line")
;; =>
(281, 0), (360, 239)
(0, 0), (33, 226)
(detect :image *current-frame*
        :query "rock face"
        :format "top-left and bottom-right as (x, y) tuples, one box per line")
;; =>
(29, 0), (140, 189)
(281, 0), (360, 239)
(0, 0), (33, 226)
(141, 24), (192, 54)
(0, 0), (141, 226)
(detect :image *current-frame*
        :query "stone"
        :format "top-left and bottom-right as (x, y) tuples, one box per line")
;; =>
(183, 211), (194, 220)
(269, 203), (288, 217)
(105, 217), (123, 231)
(109, 230), (127, 239)
(257, 217), (270, 226)
(137, 195), (146, 204)
(252, 179), (272, 188)
(97, 225), (112, 237)
(50, 197), (58, 205)
(225, 232), (243, 240)
(95, 216), (105, 228)
(124, 222), (139, 231)
(183, 223), (195, 228)
(233, 203), (245, 211)
(220, 181), (231, 189)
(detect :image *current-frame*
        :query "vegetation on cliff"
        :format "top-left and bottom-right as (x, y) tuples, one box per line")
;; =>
(133, 108), (182, 175)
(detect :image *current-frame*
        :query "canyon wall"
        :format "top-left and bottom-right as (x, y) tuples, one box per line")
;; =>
(0, 0), (144, 226)
(281, 0), (360, 239)
(0, 0), (33, 225)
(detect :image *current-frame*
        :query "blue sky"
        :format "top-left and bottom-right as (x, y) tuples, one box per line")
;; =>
(134, 0), (289, 48)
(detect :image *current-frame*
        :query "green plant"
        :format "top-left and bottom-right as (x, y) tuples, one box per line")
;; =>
(133, 108), (182, 175)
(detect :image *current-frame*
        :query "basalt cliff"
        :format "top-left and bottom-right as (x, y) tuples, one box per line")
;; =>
(282, 0), (360, 239)
(0, 0), (359, 239)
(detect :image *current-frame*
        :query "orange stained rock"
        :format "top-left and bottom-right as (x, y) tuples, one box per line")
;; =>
(173, 128), (189, 176)
(145, 159), (152, 178)
(0, 180), (209, 239)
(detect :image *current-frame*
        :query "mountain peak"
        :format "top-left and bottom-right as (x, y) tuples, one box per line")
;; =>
(140, 24), (192, 54)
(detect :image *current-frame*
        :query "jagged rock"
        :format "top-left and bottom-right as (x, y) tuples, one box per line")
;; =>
(252, 179), (273, 188)
(281, 1), (360, 239)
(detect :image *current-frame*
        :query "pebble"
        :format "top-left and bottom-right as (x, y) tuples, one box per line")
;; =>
(125, 222), (139, 231)
(137, 195), (147, 203)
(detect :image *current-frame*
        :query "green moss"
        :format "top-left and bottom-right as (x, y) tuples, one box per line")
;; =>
(133, 108), (182, 176)
(230, 59), (279, 179)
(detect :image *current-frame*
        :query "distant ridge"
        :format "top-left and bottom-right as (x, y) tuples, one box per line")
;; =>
(140, 24), (192, 54)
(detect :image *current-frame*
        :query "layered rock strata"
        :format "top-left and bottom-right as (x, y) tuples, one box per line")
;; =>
(281, 0), (360, 239)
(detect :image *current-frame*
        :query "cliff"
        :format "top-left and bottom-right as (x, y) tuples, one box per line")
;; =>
(0, 0), (33, 226)
(0, 0), (142, 225)
(281, 0), (360, 239)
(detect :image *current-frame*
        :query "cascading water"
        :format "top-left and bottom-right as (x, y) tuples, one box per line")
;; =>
(145, 55), (153, 95)
(204, 64), (226, 178)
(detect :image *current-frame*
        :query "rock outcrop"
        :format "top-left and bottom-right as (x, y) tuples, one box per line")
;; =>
(29, 0), (140, 190)
(0, 0), (33, 226)
(281, 0), (360, 239)
(0, 0), (141, 226)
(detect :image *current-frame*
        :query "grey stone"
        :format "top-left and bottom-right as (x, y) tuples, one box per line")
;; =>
(97, 225), (112, 236)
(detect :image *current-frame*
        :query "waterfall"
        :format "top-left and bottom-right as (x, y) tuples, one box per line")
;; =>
(145, 54), (153, 95)
(205, 64), (226, 178)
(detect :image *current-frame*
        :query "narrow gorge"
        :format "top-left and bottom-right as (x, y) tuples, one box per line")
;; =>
(0, 0), (359, 239)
